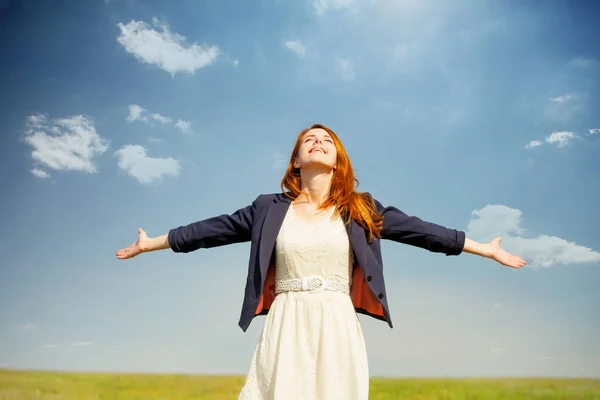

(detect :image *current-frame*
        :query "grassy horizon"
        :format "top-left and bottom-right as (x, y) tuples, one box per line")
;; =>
(1, 369), (599, 399)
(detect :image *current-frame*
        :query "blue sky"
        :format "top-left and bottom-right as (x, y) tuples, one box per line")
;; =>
(1, 0), (599, 378)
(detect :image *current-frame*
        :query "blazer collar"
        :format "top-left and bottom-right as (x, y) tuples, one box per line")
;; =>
(272, 192), (293, 204)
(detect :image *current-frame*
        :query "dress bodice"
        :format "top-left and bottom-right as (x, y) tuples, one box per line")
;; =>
(274, 205), (354, 284)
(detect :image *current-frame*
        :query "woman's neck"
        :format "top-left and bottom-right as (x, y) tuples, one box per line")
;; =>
(297, 169), (333, 206)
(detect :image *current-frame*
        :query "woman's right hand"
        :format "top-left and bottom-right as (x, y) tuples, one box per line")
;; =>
(116, 228), (150, 260)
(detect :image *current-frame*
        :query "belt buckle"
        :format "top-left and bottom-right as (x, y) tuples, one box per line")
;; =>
(302, 275), (327, 293)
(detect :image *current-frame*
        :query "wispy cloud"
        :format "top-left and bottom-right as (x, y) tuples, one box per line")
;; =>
(126, 104), (147, 123)
(549, 94), (575, 104)
(116, 17), (219, 76)
(313, 0), (355, 15)
(174, 119), (192, 134)
(461, 18), (506, 41)
(545, 131), (577, 148)
(545, 93), (583, 122)
(336, 57), (355, 81)
(127, 104), (193, 134)
(525, 131), (579, 149)
(41, 344), (57, 349)
(72, 341), (93, 346)
(114, 144), (180, 185)
(150, 113), (172, 124)
(31, 168), (51, 179)
(284, 40), (306, 58)
(568, 57), (595, 69)
(386, 42), (421, 74)
(524, 140), (543, 149)
(24, 114), (109, 179)
(272, 152), (288, 170)
(589, 128), (599, 136)
(20, 324), (36, 330)
(467, 205), (600, 268)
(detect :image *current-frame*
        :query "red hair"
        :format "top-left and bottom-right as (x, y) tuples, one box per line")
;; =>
(280, 123), (383, 241)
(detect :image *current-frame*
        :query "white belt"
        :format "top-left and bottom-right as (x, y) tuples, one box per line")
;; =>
(275, 275), (350, 295)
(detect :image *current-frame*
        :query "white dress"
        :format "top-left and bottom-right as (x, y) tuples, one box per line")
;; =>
(238, 205), (369, 400)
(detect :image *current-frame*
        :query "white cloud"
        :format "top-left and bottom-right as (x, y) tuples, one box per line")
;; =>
(41, 344), (57, 349)
(467, 204), (600, 268)
(589, 128), (599, 136)
(126, 104), (148, 123)
(127, 104), (193, 134)
(284, 40), (306, 58)
(174, 119), (192, 134)
(31, 168), (51, 179)
(314, 0), (355, 14)
(150, 113), (172, 124)
(545, 93), (583, 122)
(468, 205), (526, 239)
(24, 114), (109, 175)
(114, 144), (180, 185)
(550, 94), (575, 103)
(127, 105), (172, 125)
(116, 17), (219, 76)
(546, 131), (576, 148)
(20, 324), (36, 330)
(233, 59), (239, 67)
(336, 57), (355, 81)
(525, 140), (543, 149)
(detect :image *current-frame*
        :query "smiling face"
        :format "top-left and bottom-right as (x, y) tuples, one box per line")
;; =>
(293, 128), (338, 172)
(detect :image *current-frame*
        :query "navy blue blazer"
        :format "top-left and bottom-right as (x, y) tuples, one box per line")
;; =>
(168, 192), (465, 332)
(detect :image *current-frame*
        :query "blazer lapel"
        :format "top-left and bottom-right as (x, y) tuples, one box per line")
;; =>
(345, 217), (369, 272)
(258, 196), (290, 277)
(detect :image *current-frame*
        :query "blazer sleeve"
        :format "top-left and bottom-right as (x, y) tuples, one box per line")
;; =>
(167, 196), (260, 253)
(371, 196), (466, 256)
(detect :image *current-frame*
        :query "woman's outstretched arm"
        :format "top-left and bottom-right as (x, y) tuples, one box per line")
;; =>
(116, 228), (170, 259)
(369, 195), (526, 269)
(116, 196), (263, 260)
(463, 236), (526, 269)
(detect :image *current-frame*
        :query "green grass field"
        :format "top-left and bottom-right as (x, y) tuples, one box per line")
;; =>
(1, 369), (598, 399)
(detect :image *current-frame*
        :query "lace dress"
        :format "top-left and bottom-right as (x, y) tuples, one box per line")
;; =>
(238, 205), (369, 400)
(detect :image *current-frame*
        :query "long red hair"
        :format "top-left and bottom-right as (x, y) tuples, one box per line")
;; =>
(280, 123), (383, 241)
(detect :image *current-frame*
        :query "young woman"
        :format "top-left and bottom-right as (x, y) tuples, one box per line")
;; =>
(116, 123), (526, 399)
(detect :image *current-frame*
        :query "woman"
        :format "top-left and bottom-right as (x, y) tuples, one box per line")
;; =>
(116, 123), (526, 399)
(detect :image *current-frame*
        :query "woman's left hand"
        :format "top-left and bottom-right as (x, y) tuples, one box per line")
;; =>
(488, 237), (527, 269)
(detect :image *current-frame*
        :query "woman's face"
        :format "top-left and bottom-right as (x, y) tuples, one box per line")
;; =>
(293, 128), (338, 171)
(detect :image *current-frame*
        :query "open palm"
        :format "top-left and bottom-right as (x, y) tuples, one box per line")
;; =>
(489, 237), (526, 269)
(115, 228), (149, 260)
